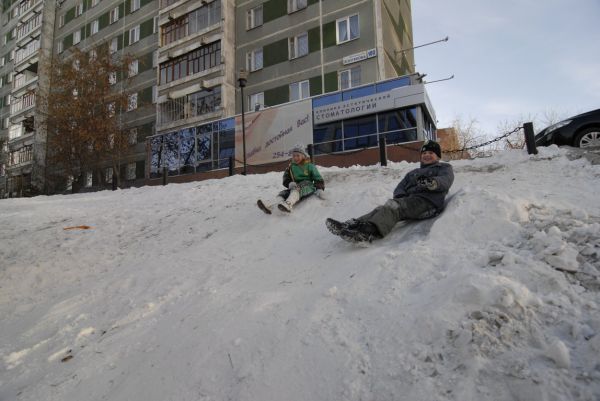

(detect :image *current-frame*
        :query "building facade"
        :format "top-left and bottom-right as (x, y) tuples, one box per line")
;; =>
(0, 0), (418, 197)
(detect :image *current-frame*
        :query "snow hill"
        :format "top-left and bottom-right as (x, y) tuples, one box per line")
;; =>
(1, 146), (599, 401)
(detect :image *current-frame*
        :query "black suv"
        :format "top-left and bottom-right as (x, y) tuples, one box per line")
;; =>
(535, 108), (600, 148)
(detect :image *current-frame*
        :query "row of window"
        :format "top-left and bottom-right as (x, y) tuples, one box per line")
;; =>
(160, 0), (221, 46)
(8, 144), (32, 166)
(158, 86), (221, 125)
(149, 118), (235, 177)
(59, 17), (157, 54)
(247, 65), (361, 112)
(246, 0), (307, 30)
(246, 14), (359, 72)
(159, 40), (220, 85)
(149, 106), (418, 178)
(57, 0), (140, 29)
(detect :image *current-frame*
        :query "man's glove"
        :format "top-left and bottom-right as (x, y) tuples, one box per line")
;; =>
(315, 189), (325, 199)
(288, 182), (298, 190)
(416, 176), (438, 191)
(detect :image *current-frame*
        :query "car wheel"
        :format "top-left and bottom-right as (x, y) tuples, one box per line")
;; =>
(574, 127), (600, 148)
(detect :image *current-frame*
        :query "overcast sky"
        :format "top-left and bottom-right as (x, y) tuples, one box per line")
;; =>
(412, 0), (600, 136)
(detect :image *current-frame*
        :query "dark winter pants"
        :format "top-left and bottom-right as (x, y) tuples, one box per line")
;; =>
(357, 196), (438, 237)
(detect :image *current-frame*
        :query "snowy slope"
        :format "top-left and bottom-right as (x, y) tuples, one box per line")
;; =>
(1, 146), (599, 401)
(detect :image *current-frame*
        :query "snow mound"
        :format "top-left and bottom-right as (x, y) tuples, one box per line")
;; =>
(1, 148), (599, 401)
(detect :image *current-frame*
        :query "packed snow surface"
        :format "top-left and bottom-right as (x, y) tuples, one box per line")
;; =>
(1, 146), (599, 401)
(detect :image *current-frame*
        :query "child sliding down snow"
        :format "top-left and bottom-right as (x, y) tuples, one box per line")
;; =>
(257, 145), (325, 214)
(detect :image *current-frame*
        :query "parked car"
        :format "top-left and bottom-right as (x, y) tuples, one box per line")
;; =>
(535, 108), (600, 148)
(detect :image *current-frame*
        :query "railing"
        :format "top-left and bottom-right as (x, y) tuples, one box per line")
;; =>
(10, 92), (36, 114)
(158, 87), (221, 125)
(16, 12), (41, 40)
(15, 39), (40, 64)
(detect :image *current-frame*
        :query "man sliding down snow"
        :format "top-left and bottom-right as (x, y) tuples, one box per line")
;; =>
(326, 140), (454, 243)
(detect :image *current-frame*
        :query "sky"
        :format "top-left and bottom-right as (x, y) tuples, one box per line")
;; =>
(412, 0), (600, 136)
(1, 146), (600, 400)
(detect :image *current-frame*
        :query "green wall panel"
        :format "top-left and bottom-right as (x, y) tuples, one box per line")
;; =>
(263, 0), (286, 24)
(263, 38), (288, 67)
(322, 21), (336, 48)
(264, 85), (288, 107)
(324, 71), (337, 93)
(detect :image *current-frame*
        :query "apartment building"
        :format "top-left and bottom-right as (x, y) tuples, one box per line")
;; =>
(148, 0), (418, 180)
(51, 0), (159, 191)
(0, 0), (159, 197)
(0, 0), (56, 197)
(235, 0), (414, 112)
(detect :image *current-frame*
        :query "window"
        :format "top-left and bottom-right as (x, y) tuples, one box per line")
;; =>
(128, 93), (138, 111)
(288, 0), (307, 13)
(89, 49), (97, 60)
(246, 48), (263, 72)
(92, 0), (100, 7)
(129, 128), (138, 145)
(130, 0), (140, 12)
(152, 85), (157, 103)
(75, 3), (84, 16)
(58, 14), (65, 28)
(107, 102), (115, 117)
(339, 66), (361, 90)
(108, 71), (116, 85)
(289, 80), (309, 101)
(57, 41), (64, 53)
(91, 20), (99, 34)
(129, 25), (140, 44)
(109, 37), (118, 53)
(126, 162), (136, 180)
(246, 5), (262, 29)
(73, 30), (81, 44)
(159, 41), (221, 85)
(105, 167), (113, 183)
(289, 32), (308, 59)
(128, 59), (138, 77)
(153, 16), (159, 33)
(109, 7), (119, 24)
(336, 14), (359, 44)
(152, 50), (158, 67)
(248, 92), (264, 112)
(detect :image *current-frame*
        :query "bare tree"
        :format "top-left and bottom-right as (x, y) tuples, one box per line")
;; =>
(39, 45), (133, 191)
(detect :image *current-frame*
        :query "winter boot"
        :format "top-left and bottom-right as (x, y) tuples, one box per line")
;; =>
(325, 218), (360, 236)
(339, 222), (382, 244)
(257, 197), (284, 215)
(278, 189), (300, 213)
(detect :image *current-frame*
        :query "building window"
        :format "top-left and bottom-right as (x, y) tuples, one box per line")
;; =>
(75, 3), (84, 16)
(246, 48), (263, 72)
(105, 167), (113, 183)
(129, 128), (138, 145)
(152, 85), (157, 103)
(159, 41), (221, 85)
(246, 5), (262, 30)
(248, 92), (264, 112)
(128, 93), (138, 111)
(107, 102), (115, 117)
(57, 41), (64, 54)
(289, 32), (308, 59)
(339, 65), (361, 90)
(289, 80), (309, 101)
(109, 7), (119, 24)
(128, 59), (138, 77)
(58, 14), (65, 28)
(153, 16), (159, 33)
(126, 162), (136, 180)
(130, 0), (140, 12)
(161, 2), (221, 46)
(73, 30), (81, 44)
(109, 37), (118, 53)
(108, 71), (116, 85)
(129, 25), (140, 44)
(288, 0), (306, 13)
(92, 0), (100, 7)
(158, 87), (222, 125)
(91, 20), (99, 34)
(89, 49), (97, 60)
(161, 15), (187, 45)
(336, 14), (359, 44)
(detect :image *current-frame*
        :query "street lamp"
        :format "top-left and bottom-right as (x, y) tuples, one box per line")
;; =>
(238, 69), (248, 175)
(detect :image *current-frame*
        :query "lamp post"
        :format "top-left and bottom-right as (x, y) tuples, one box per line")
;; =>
(238, 69), (248, 175)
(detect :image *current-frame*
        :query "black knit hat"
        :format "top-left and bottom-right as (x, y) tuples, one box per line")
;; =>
(421, 140), (442, 158)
